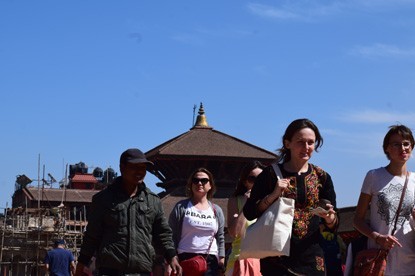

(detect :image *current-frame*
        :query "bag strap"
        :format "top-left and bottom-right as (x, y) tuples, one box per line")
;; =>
(204, 202), (218, 259)
(271, 162), (287, 199)
(391, 171), (410, 235)
(271, 162), (283, 180)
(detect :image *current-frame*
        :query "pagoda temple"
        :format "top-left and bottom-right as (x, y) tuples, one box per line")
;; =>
(145, 103), (278, 220)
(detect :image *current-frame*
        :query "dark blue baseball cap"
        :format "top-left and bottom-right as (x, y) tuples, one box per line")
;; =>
(54, 239), (65, 246)
(120, 148), (153, 165)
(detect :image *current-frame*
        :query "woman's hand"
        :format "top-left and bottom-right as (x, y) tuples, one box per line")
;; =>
(258, 178), (290, 213)
(375, 234), (402, 250)
(271, 178), (290, 198)
(312, 202), (337, 228)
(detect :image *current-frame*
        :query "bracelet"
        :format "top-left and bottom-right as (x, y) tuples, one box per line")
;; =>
(263, 194), (278, 205)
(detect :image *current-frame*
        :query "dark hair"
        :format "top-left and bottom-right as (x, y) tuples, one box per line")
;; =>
(277, 118), (323, 163)
(233, 161), (266, 196)
(383, 124), (415, 160)
(186, 168), (216, 200)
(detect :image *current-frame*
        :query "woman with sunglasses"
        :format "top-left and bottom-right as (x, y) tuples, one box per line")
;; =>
(353, 124), (415, 275)
(169, 168), (226, 275)
(243, 118), (338, 276)
(225, 161), (265, 276)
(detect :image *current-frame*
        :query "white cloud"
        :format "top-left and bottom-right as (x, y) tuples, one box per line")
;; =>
(358, 0), (415, 9)
(246, 1), (348, 21)
(195, 27), (258, 38)
(350, 43), (415, 59)
(247, 1), (415, 21)
(247, 3), (301, 20)
(171, 28), (257, 46)
(338, 110), (415, 124)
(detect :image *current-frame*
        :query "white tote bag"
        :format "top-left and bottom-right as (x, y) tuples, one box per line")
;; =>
(239, 163), (295, 259)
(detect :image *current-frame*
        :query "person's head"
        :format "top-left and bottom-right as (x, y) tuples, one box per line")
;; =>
(383, 124), (414, 160)
(186, 168), (216, 200)
(234, 161), (266, 196)
(54, 239), (65, 248)
(277, 118), (323, 163)
(119, 148), (153, 185)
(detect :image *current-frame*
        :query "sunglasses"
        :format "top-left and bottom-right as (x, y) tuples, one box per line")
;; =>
(246, 175), (257, 182)
(192, 178), (210, 185)
(390, 141), (411, 150)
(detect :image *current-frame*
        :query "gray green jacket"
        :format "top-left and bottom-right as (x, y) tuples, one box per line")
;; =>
(168, 198), (226, 258)
(78, 177), (176, 273)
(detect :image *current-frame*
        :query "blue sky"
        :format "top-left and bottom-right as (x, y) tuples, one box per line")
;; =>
(1, 0), (415, 210)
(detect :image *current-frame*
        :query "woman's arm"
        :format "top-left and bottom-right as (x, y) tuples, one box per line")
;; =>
(318, 172), (338, 230)
(255, 178), (289, 213)
(353, 192), (402, 249)
(243, 169), (268, 221)
(353, 193), (382, 243)
(227, 196), (247, 238)
(169, 201), (185, 249)
(243, 166), (287, 220)
(215, 204), (226, 258)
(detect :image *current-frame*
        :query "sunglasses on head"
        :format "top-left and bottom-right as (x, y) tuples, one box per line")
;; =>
(192, 177), (209, 185)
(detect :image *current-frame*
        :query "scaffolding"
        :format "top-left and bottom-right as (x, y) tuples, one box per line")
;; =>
(0, 205), (87, 276)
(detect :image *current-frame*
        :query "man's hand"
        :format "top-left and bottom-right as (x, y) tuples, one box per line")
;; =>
(73, 263), (87, 276)
(168, 256), (182, 276)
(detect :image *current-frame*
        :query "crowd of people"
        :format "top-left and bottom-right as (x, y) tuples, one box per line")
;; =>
(43, 118), (415, 276)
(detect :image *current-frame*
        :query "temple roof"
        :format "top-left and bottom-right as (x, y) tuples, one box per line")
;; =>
(146, 127), (277, 159)
(146, 103), (277, 161)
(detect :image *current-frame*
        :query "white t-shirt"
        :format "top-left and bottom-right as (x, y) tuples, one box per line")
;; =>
(177, 201), (218, 257)
(361, 167), (415, 275)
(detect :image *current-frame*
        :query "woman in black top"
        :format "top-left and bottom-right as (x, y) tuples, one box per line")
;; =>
(243, 118), (338, 276)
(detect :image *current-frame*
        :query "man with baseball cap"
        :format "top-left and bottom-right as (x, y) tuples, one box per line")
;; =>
(75, 148), (182, 276)
(44, 239), (76, 276)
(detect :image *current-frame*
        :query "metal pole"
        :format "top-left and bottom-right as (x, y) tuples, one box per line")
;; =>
(25, 197), (28, 276)
(0, 203), (8, 270)
(38, 154), (40, 209)
(37, 154), (41, 276)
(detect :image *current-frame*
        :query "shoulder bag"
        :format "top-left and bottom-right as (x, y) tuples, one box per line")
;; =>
(354, 172), (410, 276)
(179, 255), (208, 276)
(239, 163), (295, 259)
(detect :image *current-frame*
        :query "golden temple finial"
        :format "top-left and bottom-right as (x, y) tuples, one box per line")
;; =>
(194, 102), (209, 127)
